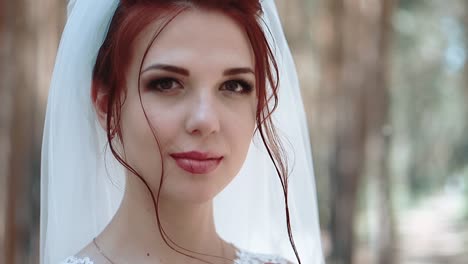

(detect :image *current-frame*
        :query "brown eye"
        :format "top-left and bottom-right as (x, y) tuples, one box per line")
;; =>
(222, 80), (254, 94)
(147, 77), (181, 92)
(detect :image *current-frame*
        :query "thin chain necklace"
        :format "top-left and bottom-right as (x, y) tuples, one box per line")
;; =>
(93, 238), (116, 264)
(92, 237), (228, 264)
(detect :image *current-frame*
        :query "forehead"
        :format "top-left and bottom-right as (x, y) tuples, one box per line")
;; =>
(136, 8), (255, 70)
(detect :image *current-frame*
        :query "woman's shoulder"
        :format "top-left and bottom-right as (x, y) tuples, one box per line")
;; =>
(60, 245), (293, 264)
(234, 247), (294, 264)
(60, 254), (293, 264)
(59, 242), (106, 264)
(60, 252), (293, 264)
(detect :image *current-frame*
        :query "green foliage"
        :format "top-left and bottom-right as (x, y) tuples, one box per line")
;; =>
(391, 0), (468, 201)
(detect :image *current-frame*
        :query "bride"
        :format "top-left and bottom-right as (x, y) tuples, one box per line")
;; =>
(40, 0), (324, 263)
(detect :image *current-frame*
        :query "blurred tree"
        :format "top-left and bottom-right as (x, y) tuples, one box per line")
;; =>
(389, 0), (468, 203)
(364, 1), (396, 263)
(465, 2), (468, 94)
(3, 0), (39, 262)
(0, 0), (14, 262)
(464, 0), (468, 118)
(0, 0), (65, 263)
(463, 0), (468, 218)
(462, 1), (468, 163)
(318, 0), (396, 263)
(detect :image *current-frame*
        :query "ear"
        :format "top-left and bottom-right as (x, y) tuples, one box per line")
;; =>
(91, 81), (110, 132)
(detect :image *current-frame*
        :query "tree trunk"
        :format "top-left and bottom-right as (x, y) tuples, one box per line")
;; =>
(5, 0), (39, 262)
(320, 0), (396, 263)
(1, 0), (65, 262)
(322, 0), (366, 263)
(362, 1), (396, 264)
(314, 0), (345, 249)
(0, 0), (15, 262)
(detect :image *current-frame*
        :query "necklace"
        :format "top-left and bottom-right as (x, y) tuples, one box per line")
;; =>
(92, 237), (228, 264)
(93, 238), (115, 264)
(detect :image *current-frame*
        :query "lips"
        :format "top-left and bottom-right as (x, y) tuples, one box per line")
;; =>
(170, 151), (223, 174)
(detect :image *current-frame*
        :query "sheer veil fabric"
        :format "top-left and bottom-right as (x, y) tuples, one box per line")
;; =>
(40, 0), (324, 263)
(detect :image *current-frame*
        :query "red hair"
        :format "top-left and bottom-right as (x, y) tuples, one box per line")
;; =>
(92, 1), (300, 263)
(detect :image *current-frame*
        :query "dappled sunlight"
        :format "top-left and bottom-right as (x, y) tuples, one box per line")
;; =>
(397, 190), (468, 263)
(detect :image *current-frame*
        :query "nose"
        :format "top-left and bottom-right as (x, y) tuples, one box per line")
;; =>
(185, 92), (220, 137)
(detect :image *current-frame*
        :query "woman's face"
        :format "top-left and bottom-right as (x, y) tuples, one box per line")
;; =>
(120, 8), (257, 203)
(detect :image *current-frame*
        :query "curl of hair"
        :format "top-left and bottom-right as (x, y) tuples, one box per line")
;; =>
(91, 1), (301, 263)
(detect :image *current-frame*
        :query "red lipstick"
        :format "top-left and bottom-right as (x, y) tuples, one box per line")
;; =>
(170, 151), (223, 174)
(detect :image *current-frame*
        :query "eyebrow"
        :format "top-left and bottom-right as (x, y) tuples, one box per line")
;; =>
(223, 67), (254, 76)
(141, 64), (189, 76)
(141, 64), (254, 76)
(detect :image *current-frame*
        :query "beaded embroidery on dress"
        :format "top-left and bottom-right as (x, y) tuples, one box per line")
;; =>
(61, 256), (94, 264)
(60, 248), (290, 264)
(233, 249), (290, 264)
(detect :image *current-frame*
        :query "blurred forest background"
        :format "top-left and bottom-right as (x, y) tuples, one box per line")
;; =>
(0, 0), (467, 263)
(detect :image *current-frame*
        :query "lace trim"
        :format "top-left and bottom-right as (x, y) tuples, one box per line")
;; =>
(61, 249), (289, 264)
(234, 249), (289, 264)
(61, 256), (94, 264)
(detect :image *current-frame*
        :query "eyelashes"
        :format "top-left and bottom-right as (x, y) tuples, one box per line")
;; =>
(146, 77), (181, 92)
(144, 77), (254, 95)
(222, 79), (254, 94)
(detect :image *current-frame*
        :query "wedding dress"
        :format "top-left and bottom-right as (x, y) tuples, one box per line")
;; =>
(61, 249), (290, 264)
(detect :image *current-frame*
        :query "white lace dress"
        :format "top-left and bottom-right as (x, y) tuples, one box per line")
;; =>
(61, 248), (291, 264)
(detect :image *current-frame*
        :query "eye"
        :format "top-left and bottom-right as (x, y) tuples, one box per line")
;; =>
(146, 77), (182, 92)
(222, 79), (254, 94)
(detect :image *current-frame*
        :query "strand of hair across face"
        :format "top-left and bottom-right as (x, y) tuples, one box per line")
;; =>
(254, 18), (302, 261)
(132, 6), (234, 264)
(100, 2), (303, 264)
(98, 3), (234, 263)
(103, 5), (233, 264)
(257, 117), (301, 264)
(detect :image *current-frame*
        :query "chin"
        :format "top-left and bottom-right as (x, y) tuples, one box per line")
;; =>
(154, 163), (233, 204)
(158, 179), (226, 205)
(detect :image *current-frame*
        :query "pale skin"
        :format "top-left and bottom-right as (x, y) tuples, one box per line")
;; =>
(78, 8), (259, 264)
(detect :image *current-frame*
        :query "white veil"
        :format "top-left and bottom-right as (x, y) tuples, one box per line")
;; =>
(40, 0), (324, 263)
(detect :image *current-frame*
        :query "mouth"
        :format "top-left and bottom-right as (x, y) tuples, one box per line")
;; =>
(170, 151), (223, 174)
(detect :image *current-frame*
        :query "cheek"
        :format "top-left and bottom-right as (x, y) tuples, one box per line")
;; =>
(226, 100), (256, 165)
(119, 99), (165, 175)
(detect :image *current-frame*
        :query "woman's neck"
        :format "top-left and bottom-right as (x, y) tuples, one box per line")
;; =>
(96, 174), (229, 263)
